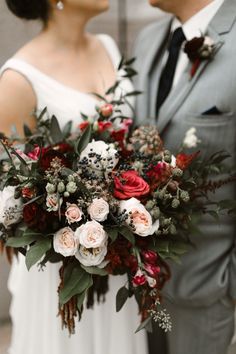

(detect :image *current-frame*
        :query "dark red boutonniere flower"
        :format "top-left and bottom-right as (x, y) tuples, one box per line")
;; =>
(113, 170), (150, 200)
(176, 151), (200, 170)
(183, 36), (216, 78)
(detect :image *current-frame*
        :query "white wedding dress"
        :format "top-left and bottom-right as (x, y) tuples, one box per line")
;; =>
(0, 34), (148, 354)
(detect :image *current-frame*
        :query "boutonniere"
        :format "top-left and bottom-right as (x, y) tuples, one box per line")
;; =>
(183, 36), (217, 78)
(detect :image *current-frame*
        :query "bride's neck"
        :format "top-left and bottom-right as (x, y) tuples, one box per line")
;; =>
(41, 10), (91, 50)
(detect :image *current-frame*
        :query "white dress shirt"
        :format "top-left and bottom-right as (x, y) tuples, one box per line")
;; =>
(169, 0), (225, 87)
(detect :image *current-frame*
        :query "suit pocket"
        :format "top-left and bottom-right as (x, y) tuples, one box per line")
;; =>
(182, 112), (236, 158)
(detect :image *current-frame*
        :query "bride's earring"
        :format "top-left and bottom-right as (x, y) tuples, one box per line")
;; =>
(56, 1), (64, 10)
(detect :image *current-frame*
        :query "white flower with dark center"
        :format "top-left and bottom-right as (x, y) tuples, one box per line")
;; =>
(0, 186), (23, 228)
(79, 140), (119, 174)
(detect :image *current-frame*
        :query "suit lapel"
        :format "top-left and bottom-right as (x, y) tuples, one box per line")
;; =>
(156, 0), (236, 134)
(136, 16), (172, 122)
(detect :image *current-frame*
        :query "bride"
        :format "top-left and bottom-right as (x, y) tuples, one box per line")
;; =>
(0, 1), (148, 353)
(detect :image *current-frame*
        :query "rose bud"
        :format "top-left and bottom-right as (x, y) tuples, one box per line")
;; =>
(99, 103), (114, 118)
(142, 250), (158, 265)
(21, 187), (36, 199)
(132, 269), (147, 287)
(144, 263), (161, 277)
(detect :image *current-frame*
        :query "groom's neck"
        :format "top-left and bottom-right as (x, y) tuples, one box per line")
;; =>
(176, 0), (215, 23)
(151, 0), (215, 23)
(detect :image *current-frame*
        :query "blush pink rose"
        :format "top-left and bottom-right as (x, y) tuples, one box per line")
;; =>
(65, 204), (83, 224)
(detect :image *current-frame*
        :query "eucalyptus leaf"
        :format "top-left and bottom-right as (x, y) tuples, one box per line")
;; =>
(77, 290), (87, 312)
(6, 231), (42, 248)
(50, 115), (63, 144)
(135, 316), (152, 333)
(76, 124), (92, 155)
(25, 238), (52, 270)
(119, 226), (135, 245)
(116, 286), (129, 312)
(62, 121), (72, 139)
(59, 265), (93, 305)
(81, 265), (108, 276)
(107, 228), (119, 242)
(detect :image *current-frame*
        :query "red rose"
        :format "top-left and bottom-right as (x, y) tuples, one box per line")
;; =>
(142, 250), (158, 265)
(113, 170), (150, 200)
(144, 263), (161, 277)
(176, 151), (200, 170)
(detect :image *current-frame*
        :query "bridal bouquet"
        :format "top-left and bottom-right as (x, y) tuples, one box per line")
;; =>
(0, 60), (235, 334)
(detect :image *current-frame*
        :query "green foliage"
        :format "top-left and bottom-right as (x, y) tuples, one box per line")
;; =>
(25, 237), (52, 270)
(59, 262), (93, 305)
(81, 265), (108, 276)
(75, 124), (92, 155)
(6, 229), (43, 248)
(119, 226), (135, 245)
(116, 286), (129, 312)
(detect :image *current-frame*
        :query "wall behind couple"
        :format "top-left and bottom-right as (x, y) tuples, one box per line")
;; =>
(0, 0), (162, 321)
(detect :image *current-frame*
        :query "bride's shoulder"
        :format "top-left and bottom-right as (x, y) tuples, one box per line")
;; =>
(96, 34), (121, 55)
(95, 34), (121, 65)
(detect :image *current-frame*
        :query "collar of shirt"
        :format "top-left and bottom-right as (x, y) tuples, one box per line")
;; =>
(171, 0), (225, 40)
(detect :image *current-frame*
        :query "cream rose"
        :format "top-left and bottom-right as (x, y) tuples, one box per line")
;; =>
(120, 197), (159, 237)
(0, 186), (23, 228)
(46, 193), (62, 212)
(87, 198), (109, 222)
(79, 140), (119, 173)
(65, 204), (83, 224)
(75, 243), (107, 267)
(53, 227), (79, 257)
(75, 220), (108, 248)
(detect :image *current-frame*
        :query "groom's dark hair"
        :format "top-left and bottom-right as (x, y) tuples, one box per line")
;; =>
(6, 0), (50, 22)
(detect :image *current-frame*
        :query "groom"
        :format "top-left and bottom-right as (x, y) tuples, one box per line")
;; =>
(134, 0), (236, 353)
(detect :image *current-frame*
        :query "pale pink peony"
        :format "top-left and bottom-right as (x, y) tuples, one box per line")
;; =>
(53, 227), (79, 257)
(65, 204), (83, 224)
(87, 198), (109, 222)
(75, 220), (108, 248)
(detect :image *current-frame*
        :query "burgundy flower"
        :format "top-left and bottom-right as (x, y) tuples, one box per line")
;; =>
(39, 149), (69, 171)
(23, 203), (49, 232)
(141, 250), (158, 265)
(113, 170), (150, 200)
(144, 263), (161, 277)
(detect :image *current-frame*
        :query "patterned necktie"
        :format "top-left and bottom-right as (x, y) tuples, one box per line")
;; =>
(156, 27), (186, 116)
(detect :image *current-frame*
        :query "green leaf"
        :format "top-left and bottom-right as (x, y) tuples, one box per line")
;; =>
(59, 265), (93, 305)
(50, 115), (63, 144)
(77, 290), (87, 312)
(119, 226), (135, 245)
(62, 121), (72, 139)
(107, 228), (119, 242)
(81, 265), (108, 276)
(23, 124), (32, 137)
(116, 286), (129, 312)
(76, 124), (92, 155)
(135, 316), (152, 333)
(25, 238), (52, 270)
(6, 230), (42, 248)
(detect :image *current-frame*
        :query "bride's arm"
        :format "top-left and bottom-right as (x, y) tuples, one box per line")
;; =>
(0, 70), (36, 136)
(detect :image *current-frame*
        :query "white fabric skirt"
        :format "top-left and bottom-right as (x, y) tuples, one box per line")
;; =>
(8, 254), (148, 354)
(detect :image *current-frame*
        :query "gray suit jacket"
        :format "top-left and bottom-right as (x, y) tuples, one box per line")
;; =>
(134, 0), (236, 306)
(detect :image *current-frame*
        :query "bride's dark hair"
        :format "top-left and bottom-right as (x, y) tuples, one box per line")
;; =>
(5, 0), (50, 22)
